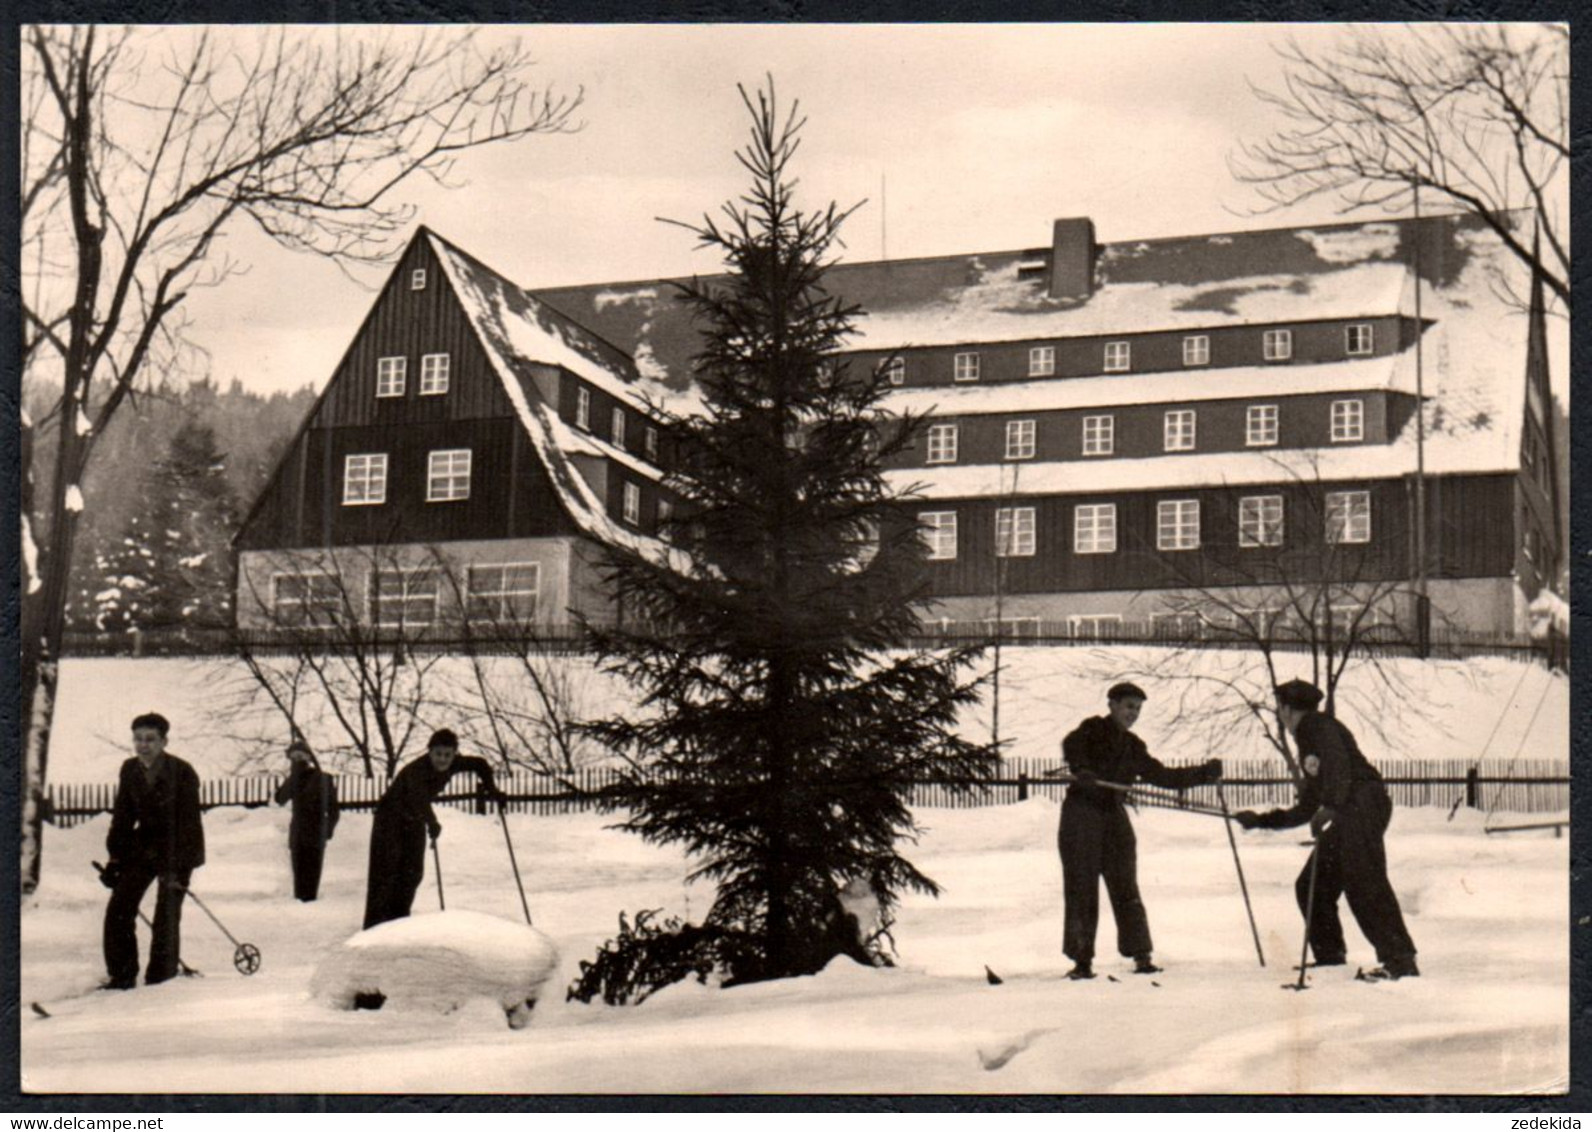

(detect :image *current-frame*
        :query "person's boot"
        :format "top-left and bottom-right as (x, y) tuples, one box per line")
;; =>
(1359, 955), (1420, 981)
(1064, 961), (1096, 981)
(1132, 953), (1163, 975)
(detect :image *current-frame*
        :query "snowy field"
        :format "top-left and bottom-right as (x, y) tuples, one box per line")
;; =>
(21, 797), (1568, 1095)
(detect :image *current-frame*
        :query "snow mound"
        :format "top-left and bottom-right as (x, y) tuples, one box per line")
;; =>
(310, 910), (559, 1029)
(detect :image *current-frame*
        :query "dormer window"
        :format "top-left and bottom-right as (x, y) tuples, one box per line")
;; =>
(1182, 335), (1210, 366)
(410, 269), (427, 291)
(1346, 323), (1374, 356)
(576, 387), (591, 431)
(1104, 341), (1131, 373)
(1331, 399), (1364, 442)
(611, 407), (626, 450)
(1029, 346), (1055, 377)
(376, 357), (406, 398)
(420, 353), (450, 395)
(622, 482), (642, 526)
(884, 357), (906, 386)
(954, 352), (980, 382)
(1263, 329), (1293, 361)
(645, 425), (659, 460)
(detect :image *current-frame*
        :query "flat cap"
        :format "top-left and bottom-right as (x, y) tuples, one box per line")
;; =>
(1107, 682), (1148, 703)
(1274, 679), (1325, 711)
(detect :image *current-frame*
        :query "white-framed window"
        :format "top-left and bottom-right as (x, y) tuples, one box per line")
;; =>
(410, 269), (427, 291)
(1324, 603), (1386, 639)
(953, 352), (980, 382)
(272, 572), (342, 628)
(1082, 414), (1114, 456)
(342, 453), (388, 506)
(1005, 419), (1036, 460)
(466, 563), (540, 622)
(576, 387), (591, 431)
(1104, 341), (1131, 373)
(1074, 503), (1117, 554)
(1164, 409), (1197, 452)
(1246, 404), (1279, 447)
(1326, 490), (1372, 544)
(1263, 329), (1293, 361)
(926, 423), (959, 465)
(611, 407), (627, 449)
(883, 356), (906, 386)
(622, 482), (642, 526)
(376, 357), (407, 398)
(645, 425), (659, 461)
(372, 568), (438, 629)
(426, 449), (472, 502)
(919, 511), (958, 560)
(1345, 323), (1374, 356)
(419, 353), (450, 396)
(1029, 346), (1056, 377)
(995, 507), (1037, 558)
(1239, 495), (1284, 548)
(1157, 499), (1200, 551)
(1182, 335), (1210, 366)
(1331, 399), (1364, 442)
(1069, 614), (1124, 640)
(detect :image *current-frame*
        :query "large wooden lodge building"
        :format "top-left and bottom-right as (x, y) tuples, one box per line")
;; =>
(234, 211), (1562, 644)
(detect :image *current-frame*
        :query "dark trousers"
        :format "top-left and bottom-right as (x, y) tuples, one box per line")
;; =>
(103, 864), (192, 985)
(362, 815), (428, 930)
(1296, 787), (1417, 965)
(1059, 797), (1153, 964)
(290, 834), (327, 902)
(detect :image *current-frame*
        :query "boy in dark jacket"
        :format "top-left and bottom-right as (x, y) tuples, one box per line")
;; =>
(362, 729), (504, 930)
(1233, 679), (1419, 980)
(1059, 683), (1221, 980)
(100, 712), (205, 988)
(275, 739), (340, 902)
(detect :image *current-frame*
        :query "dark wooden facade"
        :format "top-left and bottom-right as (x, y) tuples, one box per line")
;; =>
(910, 472), (1518, 599)
(847, 314), (1416, 389)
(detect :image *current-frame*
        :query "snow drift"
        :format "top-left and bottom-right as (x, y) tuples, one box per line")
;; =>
(311, 910), (558, 1030)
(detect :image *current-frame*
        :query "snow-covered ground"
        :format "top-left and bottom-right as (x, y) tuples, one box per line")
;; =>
(21, 796), (1568, 1094)
(46, 649), (1568, 782)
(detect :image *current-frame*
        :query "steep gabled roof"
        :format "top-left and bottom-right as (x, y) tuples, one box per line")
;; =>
(425, 231), (687, 569)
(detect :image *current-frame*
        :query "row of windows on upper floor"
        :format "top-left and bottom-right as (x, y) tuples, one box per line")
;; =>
(916, 492), (1372, 560)
(339, 449), (647, 527)
(921, 400), (1367, 464)
(873, 325), (1378, 386)
(572, 387), (660, 461)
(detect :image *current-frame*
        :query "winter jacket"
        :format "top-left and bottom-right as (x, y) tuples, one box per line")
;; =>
(1061, 715), (1209, 809)
(374, 754), (499, 831)
(1247, 712), (1386, 830)
(275, 763), (340, 846)
(107, 753), (205, 873)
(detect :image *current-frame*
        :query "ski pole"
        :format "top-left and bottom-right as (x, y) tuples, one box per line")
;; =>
(431, 833), (446, 911)
(1215, 784), (1265, 968)
(92, 862), (200, 978)
(496, 800), (533, 926)
(1284, 842), (1321, 992)
(177, 882), (262, 976)
(1044, 772), (1232, 819)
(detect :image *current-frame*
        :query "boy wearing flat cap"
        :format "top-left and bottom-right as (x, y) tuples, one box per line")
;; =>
(1058, 682), (1222, 980)
(362, 728), (505, 929)
(1233, 679), (1419, 980)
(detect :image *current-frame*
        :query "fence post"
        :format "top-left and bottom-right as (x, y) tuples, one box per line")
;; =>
(1465, 766), (1479, 810)
(1017, 773), (1029, 802)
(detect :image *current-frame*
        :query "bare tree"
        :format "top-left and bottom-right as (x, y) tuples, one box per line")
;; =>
(20, 25), (581, 889)
(1110, 460), (1454, 780)
(1231, 24), (1568, 313)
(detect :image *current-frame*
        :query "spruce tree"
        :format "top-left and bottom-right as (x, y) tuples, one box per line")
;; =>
(92, 418), (237, 634)
(571, 82), (997, 1003)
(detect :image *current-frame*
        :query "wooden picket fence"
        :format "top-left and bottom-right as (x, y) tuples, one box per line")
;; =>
(45, 756), (1567, 830)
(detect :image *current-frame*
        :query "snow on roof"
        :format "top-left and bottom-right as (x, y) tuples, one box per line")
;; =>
(887, 445), (1422, 500)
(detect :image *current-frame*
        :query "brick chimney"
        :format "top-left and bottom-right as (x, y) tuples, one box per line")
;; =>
(1049, 218), (1097, 300)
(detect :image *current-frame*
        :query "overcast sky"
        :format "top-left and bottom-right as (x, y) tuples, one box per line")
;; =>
(170, 23), (1559, 399)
